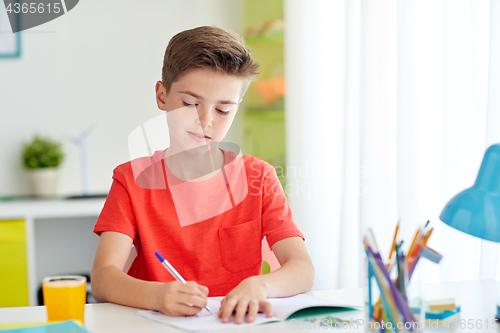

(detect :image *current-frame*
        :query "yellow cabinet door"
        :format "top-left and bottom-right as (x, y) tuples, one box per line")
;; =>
(0, 219), (28, 307)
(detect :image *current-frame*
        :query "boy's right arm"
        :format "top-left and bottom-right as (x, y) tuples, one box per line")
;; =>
(91, 231), (209, 316)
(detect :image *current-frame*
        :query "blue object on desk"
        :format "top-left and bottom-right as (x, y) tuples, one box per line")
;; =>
(440, 144), (500, 242)
(0, 320), (89, 332)
(409, 298), (461, 320)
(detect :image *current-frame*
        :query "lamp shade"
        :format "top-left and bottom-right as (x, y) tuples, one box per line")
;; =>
(440, 144), (500, 243)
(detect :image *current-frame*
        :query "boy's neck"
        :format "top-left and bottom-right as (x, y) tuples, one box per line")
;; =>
(164, 145), (224, 182)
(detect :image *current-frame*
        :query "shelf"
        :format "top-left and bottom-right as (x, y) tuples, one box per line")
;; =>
(0, 197), (106, 219)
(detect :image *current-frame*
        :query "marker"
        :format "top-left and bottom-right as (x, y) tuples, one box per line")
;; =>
(155, 251), (211, 314)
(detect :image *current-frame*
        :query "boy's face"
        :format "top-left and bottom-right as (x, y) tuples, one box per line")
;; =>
(155, 68), (244, 153)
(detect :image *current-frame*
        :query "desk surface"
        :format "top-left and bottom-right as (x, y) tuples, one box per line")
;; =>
(0, 279), (499, 332)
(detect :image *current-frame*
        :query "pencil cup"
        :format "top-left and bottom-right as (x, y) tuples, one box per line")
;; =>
(364, 255), (425, 332)
(42, 275), (87, 325)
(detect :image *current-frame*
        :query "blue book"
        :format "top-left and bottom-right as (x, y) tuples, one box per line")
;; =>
(409, 298), (461, 320)
(0, 320), (90, 333)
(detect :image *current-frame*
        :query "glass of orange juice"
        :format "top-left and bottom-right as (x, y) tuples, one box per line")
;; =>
(42, 275), (87, 324)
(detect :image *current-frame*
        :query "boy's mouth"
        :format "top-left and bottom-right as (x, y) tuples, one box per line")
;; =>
(188, 131), (211, 142)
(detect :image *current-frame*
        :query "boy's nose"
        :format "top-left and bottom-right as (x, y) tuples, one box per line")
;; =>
(196, 107), (212, 128)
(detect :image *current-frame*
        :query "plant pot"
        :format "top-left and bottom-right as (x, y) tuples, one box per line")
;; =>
(26, 167), (59, 197)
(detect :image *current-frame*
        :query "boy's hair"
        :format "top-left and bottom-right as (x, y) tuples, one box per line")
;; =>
(162, 26), (260, 96)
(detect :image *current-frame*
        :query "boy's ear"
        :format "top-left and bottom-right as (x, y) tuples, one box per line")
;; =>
(155, 81), (167, 111)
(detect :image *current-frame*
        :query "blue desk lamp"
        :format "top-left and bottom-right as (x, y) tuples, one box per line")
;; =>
(440, 143), (500, 241)
(440, 143), (500, 318)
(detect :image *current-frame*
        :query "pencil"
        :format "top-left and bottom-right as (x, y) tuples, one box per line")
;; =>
(368, 244), (416, 326)
(388, 220), (400, 263)
(407, 228), (421, 258)
(423, 227), (433, 245)
(365, 243), (401, 328)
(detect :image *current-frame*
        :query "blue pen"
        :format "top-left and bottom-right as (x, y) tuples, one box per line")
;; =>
(155, 251), (212, 314)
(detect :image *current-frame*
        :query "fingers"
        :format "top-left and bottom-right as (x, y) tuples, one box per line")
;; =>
(181, 281), (209, 298)
(158, 281), (209, 317)
(171, 302), (204, 316)
(175, 292), (207, 310)
(218, 298), (272, 324)
(220, 297), (238, 323)
(159, 291), (203, 317)
(218, 298), (226, 318)
(260, 301), (273, 318)
(234, 299), (250, 324)
(214, 277), (271, 324)
(197, 284), (209, 297)
(246, 300), (259, 323)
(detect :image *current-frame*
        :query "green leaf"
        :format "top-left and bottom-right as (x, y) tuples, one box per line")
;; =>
(21, 135), (65, 169)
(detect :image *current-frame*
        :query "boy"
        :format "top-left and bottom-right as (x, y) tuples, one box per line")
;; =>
(91, 26), (314, 324)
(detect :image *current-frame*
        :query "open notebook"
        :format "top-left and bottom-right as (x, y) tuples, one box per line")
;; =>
(136, 294), (363, 332)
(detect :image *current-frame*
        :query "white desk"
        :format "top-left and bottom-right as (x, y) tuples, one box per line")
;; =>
(0, 280), (499, 332)
(0, 198), (106, 306)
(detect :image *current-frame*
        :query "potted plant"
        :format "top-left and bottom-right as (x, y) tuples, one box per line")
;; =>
(22, 135), (64, 197)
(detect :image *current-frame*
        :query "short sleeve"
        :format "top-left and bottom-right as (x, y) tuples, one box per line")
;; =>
(261, 166), (305, 247)
(93, 167), (138, 240)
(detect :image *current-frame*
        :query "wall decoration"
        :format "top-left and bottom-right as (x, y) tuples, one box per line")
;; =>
(0, 1), (20, 58)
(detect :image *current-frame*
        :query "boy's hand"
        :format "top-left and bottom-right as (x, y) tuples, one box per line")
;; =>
(218, 276), (273, 324)
(156, 281), (209, 316)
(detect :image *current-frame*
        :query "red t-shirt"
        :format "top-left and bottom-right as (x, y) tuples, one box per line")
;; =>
(93, 149), (304, 296)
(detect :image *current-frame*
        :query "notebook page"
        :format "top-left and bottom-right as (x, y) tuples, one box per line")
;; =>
(269, 294), (362, 319)
(136, 299), (280, 332)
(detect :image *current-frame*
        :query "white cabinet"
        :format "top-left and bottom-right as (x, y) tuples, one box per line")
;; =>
(0, 198), (105, 306)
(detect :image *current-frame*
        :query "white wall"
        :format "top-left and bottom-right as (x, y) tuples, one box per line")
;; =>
(0, 0), (243, 196)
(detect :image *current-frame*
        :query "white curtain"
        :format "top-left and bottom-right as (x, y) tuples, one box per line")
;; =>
(285, 0), (500, 290)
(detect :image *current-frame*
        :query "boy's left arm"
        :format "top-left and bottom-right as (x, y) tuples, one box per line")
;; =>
(218, 236), (315, 324)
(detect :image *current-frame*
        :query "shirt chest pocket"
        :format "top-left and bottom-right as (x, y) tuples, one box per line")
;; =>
(218, 220), (262, 273)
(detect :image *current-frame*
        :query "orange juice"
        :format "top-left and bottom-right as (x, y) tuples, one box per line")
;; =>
(42, 276), (86, 324)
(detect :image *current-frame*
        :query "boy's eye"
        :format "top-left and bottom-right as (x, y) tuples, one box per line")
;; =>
(182, 101), (228, 115)
(217, 109), (230, 115)
(183, 101), (195, 107)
